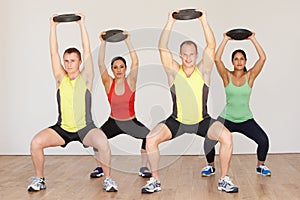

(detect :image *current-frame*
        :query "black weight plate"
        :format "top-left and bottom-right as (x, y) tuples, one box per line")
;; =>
(102, 29), (127, 43)
(172, 9), (202, 20)
(226, 28), (252, 40)
(53, 14), (81, 23)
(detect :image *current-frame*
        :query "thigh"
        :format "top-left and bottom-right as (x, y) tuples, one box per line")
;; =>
(147, 123), (172, 144)
(195, 117), (216, 138)
(236, 119), (268, 143)
(122, 118), (150, 139)
(32, 128), (65, 148)
(77, 123), (97, 141)
(100, 118), (123, 139)
(207, 120), (230, 141)
(82, 128), (108, 148)
(162, 116), (181, 139)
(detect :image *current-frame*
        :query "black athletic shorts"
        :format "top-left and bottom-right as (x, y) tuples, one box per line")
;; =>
(49, 122), (97, 148)
(100, 117), (149, 139)
(162, 116), (216, 139)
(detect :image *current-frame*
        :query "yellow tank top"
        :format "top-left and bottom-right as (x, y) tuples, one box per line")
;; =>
(57, 75), (93, 132)
(171, 66), (209, 124)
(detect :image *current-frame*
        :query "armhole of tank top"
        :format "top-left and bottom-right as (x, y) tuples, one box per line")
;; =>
(245, 72), (252, 88)
(246, 72), (249, 81)
(124, 78), (134, 92)
(229, 72), (232, 81)
(57, 74), (67, 89)
(108, 79), (115, 95)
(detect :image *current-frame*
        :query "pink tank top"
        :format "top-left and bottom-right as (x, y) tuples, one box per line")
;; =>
(108, 79), (135, 119)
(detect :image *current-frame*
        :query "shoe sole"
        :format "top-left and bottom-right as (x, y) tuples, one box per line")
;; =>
(218, 187), (238, 193)
(201, 172), (215, 177)
(27, 186), (46, 192)
(104, 186), (118, 192)
(141, 187), (161, 193)
(90, 173), (104, 178)
(256, 172), (271, 176)
(139, 172), (152, 178)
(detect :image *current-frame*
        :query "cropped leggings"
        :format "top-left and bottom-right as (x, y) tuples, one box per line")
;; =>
(205, 118), (269, 163)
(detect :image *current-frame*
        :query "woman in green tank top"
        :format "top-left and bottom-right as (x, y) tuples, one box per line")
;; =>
(202, 32), (272, 177)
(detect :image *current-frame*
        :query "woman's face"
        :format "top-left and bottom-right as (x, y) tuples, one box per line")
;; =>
(112, 59), (126, 78)
(232, 52), (246, 71)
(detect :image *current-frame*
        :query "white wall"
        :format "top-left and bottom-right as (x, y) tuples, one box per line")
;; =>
(1, 0), (299, 155)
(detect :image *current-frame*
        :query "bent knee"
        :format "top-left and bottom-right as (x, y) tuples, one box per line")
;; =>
(258, 137), (269, 147)
(146, 134), (158, 148)
(218, 130), (232, 145)
(30, 137), (43, 151)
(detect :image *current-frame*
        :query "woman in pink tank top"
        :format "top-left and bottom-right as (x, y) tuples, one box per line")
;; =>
(90, 31), (152, 178)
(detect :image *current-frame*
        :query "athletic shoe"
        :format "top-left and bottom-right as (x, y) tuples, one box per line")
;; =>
(103, 177), (118, 192)
(218, 176), (238, 193)
(90, 167), (104, 178)
(27, 177), (46, 191)
(141, 177), (161, 193)
(257, 165), (271, 176)
(201, 165), (216, 177)
(139, 167), (152, 178)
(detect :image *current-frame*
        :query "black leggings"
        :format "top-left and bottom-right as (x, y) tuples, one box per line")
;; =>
(205, 118), (269, 163)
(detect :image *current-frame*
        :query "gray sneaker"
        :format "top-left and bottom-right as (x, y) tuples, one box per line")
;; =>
(218, 176), (238, 193)
(103, 177), (118, 192)
(141, 177), (161, 193)
(27, 177), (46, 191)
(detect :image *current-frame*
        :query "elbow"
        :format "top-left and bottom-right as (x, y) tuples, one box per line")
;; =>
(158, 42), (168, 51)
(131, 61), (139, 68)
(98, 63), (105, 69)
(214, 58), (221, 63)
(158, 45), (164, 51)
(260, 55), (266, 64)
(214, 54), (222, 63)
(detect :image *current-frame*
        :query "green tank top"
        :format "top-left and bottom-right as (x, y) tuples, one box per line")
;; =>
(220, 74), (253, 123)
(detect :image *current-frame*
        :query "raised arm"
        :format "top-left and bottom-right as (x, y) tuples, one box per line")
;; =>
(49, 15), (66, 86)
(98, 32), (112, 93)
(158, 10), (180, 85)
(215, 33), (231, 86)
(125, 32), (139, 90)
(248, 33), (266, 83)
(196, 9), (216, 84)
(77, 13), (94, 90)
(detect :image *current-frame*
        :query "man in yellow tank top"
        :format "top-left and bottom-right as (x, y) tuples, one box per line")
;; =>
(142, 9), (238, 193)
(27, 13), (118, 192)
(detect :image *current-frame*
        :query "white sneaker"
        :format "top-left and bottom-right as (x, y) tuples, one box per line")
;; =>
(218, 176), (238, 193)
(103, 177), (118, 192)
(27, 177), (46, 191)
(141, 177), (161, 193)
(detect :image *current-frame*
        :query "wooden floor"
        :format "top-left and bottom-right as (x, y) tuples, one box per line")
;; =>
(0, 154), (299, 200)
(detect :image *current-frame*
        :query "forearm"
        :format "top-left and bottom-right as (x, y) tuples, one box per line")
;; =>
(79, 22), (91, 57)
(158, 21), (174, 50)
(251, 37), (266, 61)
(98, 42), (107, 74)
(125, 39), (138, 67)
(200, 17), (216, 50)
(215, 38), (228, 61)
(49, 24), (58, 55)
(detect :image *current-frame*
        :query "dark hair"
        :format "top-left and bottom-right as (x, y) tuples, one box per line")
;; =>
(232, 49), (247, 72)
(180, 40), (198, 53)
(63, 47), (81, 61)
(111, 56), (127, 68)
